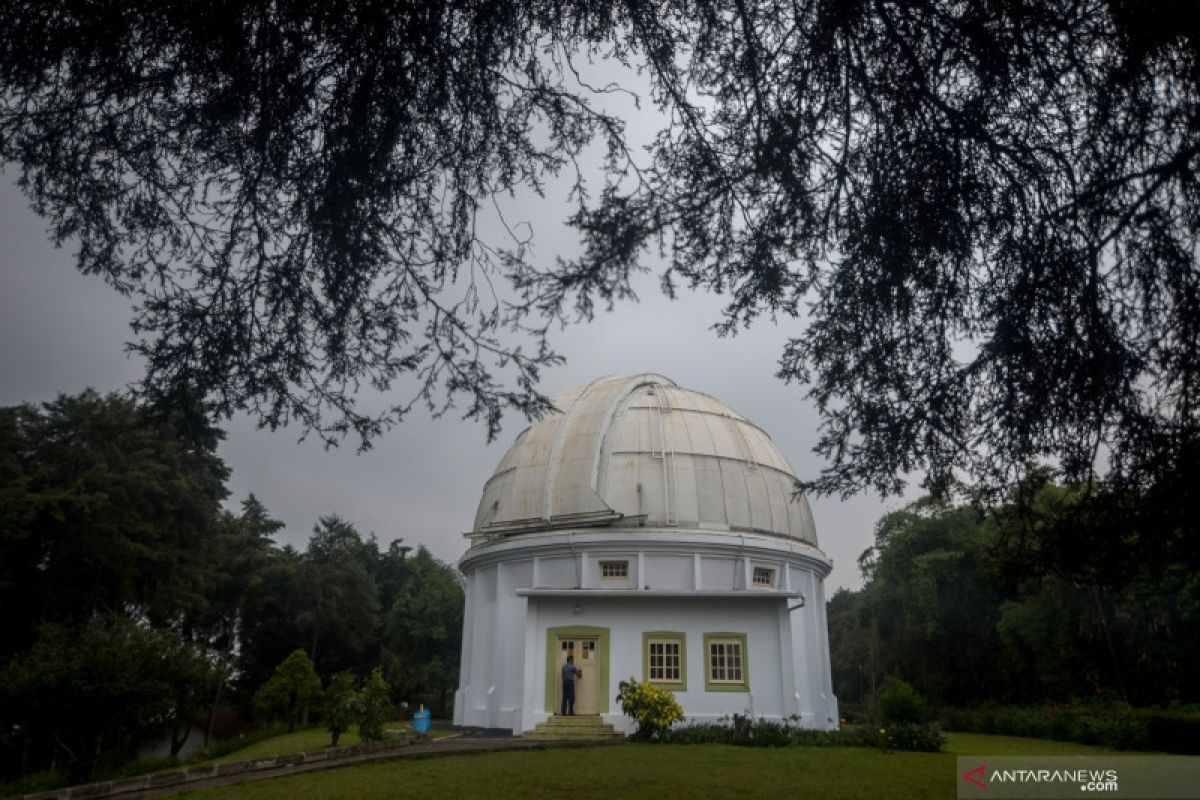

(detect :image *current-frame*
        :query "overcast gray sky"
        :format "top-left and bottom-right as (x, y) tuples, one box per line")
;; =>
(0, 173), (926, 593)
(0, 53), (927, 593)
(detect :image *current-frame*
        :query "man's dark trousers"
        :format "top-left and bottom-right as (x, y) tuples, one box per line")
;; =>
(561, 682), (575, 715)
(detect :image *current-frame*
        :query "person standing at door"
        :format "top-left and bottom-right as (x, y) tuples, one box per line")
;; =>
(561, 655), (582, 715)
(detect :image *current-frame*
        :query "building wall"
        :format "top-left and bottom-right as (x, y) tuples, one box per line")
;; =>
(532, 595), (790, 733)
(453, 530), (839, 735)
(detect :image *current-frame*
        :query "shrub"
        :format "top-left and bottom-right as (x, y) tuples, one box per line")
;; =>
(354, 668), (392, 744)
(324, 672), (358, 747)
(937, 705), (1200, 752)
(1046, 707), (1075, 741)
(660, 722), (736, 745)
(878, 678), (929, 725)
(1143, 713), (1200, 754)
(877, 723), (946, 752)
(837, 702), (865, 725)
(254, 650), (322, 733)
(656, 716), (944, 752)
(615, 679), (684, 740)
(0, 770), (69, 797)
(741, 717), (791, 746)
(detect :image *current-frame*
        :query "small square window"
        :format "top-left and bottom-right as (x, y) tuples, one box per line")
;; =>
(599, 560), (628, 579)
(752, 567), (775, 587)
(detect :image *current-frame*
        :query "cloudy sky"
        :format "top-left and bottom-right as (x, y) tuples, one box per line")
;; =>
(0, 68), (922, 592)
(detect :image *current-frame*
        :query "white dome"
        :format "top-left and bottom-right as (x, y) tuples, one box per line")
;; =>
(473, 374), (817, 544)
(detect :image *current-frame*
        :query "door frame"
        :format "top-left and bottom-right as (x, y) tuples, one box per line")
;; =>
(545, 625), (610, 714)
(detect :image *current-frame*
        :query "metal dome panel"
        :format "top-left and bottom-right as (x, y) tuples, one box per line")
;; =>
(472, 374), (818, 544)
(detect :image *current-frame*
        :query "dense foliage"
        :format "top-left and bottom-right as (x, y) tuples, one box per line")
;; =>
(940, 706), (1200, 754)
(0, 391), (228, 658)
(323, 672), (358, 747)
(659, 717), (944, 753)
(616, 678), (684, 740)
(0, 392), (464, 785)
(877, 679), (930, 726)
(254, 650), (322, 734)
(828, 485), (1200, 712)
(354, 668), (393, 745)
(0, 615), (225, 780)
(2, 4), (1197, 540)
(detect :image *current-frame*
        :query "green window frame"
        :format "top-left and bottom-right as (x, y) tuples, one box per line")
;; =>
(704, 632), (750, 692)
(642, 631), (687, 691)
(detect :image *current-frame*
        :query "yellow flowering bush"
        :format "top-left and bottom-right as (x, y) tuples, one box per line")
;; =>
(616, 677), (684, 740)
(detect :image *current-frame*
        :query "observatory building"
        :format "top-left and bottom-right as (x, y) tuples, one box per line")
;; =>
(452, 374), (838, 735)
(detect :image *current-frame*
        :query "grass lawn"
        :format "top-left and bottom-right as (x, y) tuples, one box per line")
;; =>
(943, 731), (1119, 755)
(186, 734), (1127, 800)
(206, 722), (455, 764)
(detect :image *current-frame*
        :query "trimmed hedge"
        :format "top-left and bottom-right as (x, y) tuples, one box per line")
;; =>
(939, 706), (1200, 754)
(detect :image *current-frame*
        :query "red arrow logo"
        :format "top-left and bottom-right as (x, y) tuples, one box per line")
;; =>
(962, 764), (987, 788)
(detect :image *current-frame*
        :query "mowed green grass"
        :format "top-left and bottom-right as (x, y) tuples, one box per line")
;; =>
(207, 722), (454, 763)
(945, 732), (1124, 755)
(185, 733), (1120, 800)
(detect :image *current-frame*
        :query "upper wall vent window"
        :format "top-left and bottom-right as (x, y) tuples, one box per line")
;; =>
(600, 560), (629, 579)
(752, 567), (775, 587)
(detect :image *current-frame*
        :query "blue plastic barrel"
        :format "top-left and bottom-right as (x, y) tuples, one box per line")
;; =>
(413, 708), (431, 735)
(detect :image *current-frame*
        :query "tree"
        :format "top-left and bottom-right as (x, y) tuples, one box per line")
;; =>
(1, 614), (223, 781)
(197, 494), (284, 743)
(825, 588), (873, 708)
(856, 499), (1012, 706)
(0, 391), (228, 658)
(2, 3), (1197, 549)
(235, 543), (304, 705)
(827, 487), (1200, 709)
(381, 547), (464, 715)
(254, 649), (322, 733)
(323, 672), (358, 747)
(295, 516), (382, 676)
(354, 668), (392, 745)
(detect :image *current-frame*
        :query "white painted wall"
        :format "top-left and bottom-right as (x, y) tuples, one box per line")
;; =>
(453, 530), (839, 735)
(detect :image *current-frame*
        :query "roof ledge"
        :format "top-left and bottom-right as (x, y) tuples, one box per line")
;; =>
(516, 588), (805, 599)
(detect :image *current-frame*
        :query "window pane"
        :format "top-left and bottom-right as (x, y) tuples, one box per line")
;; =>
(649, 638), (683, 682)
(709, 639), (747, 684)
(601, 560), (628, 578)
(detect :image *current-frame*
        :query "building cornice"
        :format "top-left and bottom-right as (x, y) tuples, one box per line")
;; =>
(458, 527), (832, 577)
(516, 588), (805, 599)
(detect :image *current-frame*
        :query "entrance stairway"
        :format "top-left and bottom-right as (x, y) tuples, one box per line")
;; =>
(523, 715), (626, 742)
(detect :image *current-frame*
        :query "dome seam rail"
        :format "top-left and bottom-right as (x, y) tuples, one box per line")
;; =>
(541, 374), (607, 522)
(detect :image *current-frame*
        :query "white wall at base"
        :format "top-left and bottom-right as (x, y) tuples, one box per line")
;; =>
(532, 595), (786, 720)
(788, 568), (840, 727)
(453, 531), (839, 734)
(451, 569), (476, 728)
(455, 559), (528, 729)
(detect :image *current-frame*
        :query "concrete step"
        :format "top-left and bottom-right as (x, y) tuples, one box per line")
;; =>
(523, 715), (625, 742)
(524, 728), (625, 739)
(524, 732), (625, 742)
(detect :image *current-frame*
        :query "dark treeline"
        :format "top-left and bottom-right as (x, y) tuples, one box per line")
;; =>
(0, 391), (463, 783)
(828, 478), (1200, 711)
